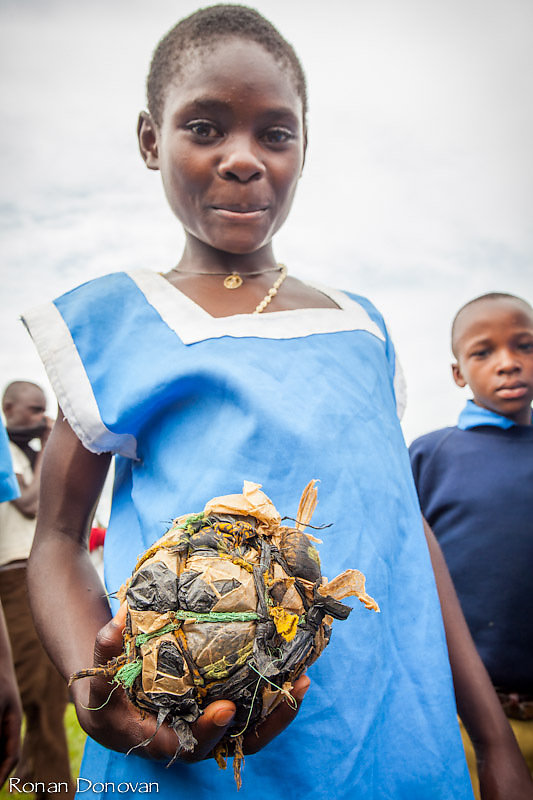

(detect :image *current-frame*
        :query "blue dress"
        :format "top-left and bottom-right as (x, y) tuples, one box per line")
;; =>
(23, 270), (472, 799)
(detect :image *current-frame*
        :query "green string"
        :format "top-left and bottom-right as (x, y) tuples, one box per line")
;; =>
(172, 610), (259, 624)
(231, 671), (263, 738)
(176, 513), (205, 530)
(134, 611), (260, 647)
(230, 661), (298, 739)
(113, 658), (143, 688)
(79, 682), (121, 711)
(248, 663), (298, 710)
(135, 622), (180, 646)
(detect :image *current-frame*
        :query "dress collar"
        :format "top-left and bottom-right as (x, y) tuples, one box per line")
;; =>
(127, 269), (386, 345)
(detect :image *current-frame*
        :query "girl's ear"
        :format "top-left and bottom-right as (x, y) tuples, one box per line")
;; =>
(137, 111), (160, 170)
(451, 362), (466, 388)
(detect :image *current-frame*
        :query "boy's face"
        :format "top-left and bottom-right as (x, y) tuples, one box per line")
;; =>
(452, 298), (533, 425)
(138, 38), (305, 257)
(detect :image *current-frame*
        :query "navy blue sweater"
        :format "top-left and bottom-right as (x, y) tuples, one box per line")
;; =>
(410, 423), (533, 692)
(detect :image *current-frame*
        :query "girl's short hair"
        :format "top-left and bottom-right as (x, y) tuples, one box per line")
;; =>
(146, 4), (307, 127)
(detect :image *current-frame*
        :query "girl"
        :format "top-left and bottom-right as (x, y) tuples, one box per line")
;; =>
(23, 6), (532, 799)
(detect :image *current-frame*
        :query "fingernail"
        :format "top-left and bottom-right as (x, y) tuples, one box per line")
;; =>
(112, 603), (127, 626)
(293, 676), (311, 702)
(213, 708), (235, 727)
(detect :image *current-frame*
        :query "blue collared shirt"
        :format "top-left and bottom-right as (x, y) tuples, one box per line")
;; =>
(457, 399), (532, 430)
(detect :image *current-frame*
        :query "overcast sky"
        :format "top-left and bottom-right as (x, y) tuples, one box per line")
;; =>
(1, 0), (532, 446)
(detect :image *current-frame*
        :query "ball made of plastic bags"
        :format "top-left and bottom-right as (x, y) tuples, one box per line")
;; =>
(70, 481), (379, 786)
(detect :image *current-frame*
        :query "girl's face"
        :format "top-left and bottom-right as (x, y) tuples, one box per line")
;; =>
(140, 38), (305, 256)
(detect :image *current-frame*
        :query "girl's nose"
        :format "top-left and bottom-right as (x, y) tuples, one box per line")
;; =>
(217, 137), (265, 183)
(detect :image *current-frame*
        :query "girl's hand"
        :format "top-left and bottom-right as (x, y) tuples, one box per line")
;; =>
(75, 605), (309, 763)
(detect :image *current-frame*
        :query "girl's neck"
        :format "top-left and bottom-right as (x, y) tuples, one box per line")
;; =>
(162, 233), (340, 318)
(176, 238), (277, 276)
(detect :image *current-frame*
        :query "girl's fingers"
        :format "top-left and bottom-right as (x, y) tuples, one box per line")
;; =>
(87, 605), (237, 763)
(86, 607), (306, 764)
(118, 700), (236, 764)
(177, 700), (237, 762)
(243, 674), (310, 755)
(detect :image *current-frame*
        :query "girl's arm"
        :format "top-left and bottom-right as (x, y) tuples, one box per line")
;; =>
(28, 413), (307, 762)
(422, 518), (533, 800)
(28, 412), (111, 680)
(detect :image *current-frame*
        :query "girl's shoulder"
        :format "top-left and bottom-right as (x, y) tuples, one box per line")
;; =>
(23, 270), (155, 352)
(22, 271), (147, 459)
(54, 270), (140, 308)
(340, 289), (406, 420)
(339, 290), (389, 339)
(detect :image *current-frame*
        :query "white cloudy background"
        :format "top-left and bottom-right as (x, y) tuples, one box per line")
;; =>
(1, 0), (532, 446)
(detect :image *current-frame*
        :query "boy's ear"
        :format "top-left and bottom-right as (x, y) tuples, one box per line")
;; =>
(451, 362), (467, 388)
(137, 111), (160, 170)
(300, 129), (308, 173)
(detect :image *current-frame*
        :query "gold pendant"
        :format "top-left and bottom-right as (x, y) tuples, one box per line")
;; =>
(223, 273), (243, 289)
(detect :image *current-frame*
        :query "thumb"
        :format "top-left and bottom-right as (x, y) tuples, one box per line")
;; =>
(70, 604), (128, 716)
(93, 603), (127, 667)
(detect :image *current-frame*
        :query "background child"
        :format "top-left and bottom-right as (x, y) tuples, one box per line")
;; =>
(0, 382), (74, 799)
(0, 419), (22, 789)
(410, 292), (533, 798)
(22, 7), (531, 800)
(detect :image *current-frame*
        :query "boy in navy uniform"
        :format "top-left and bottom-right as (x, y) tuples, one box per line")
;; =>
(410, 292), (533, 798)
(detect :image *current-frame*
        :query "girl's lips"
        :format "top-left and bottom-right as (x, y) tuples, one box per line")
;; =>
(212, 207), (268, 221)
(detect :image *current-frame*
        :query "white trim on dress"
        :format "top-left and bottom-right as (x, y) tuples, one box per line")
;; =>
(21, 303), (138, 459)
(130, 269), (407, 418)
(22, 272), (406, 455)
(393, 357), (407, 421)
(128, 269), (387, 345)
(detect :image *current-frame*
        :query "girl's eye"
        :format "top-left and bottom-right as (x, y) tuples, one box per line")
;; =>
(186, 121), (220, 139)
(263, 127), (294, 145)
(518, 341), (533, 352)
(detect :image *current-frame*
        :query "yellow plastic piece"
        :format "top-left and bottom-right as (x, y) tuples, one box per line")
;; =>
(269, 605), (299, 641)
